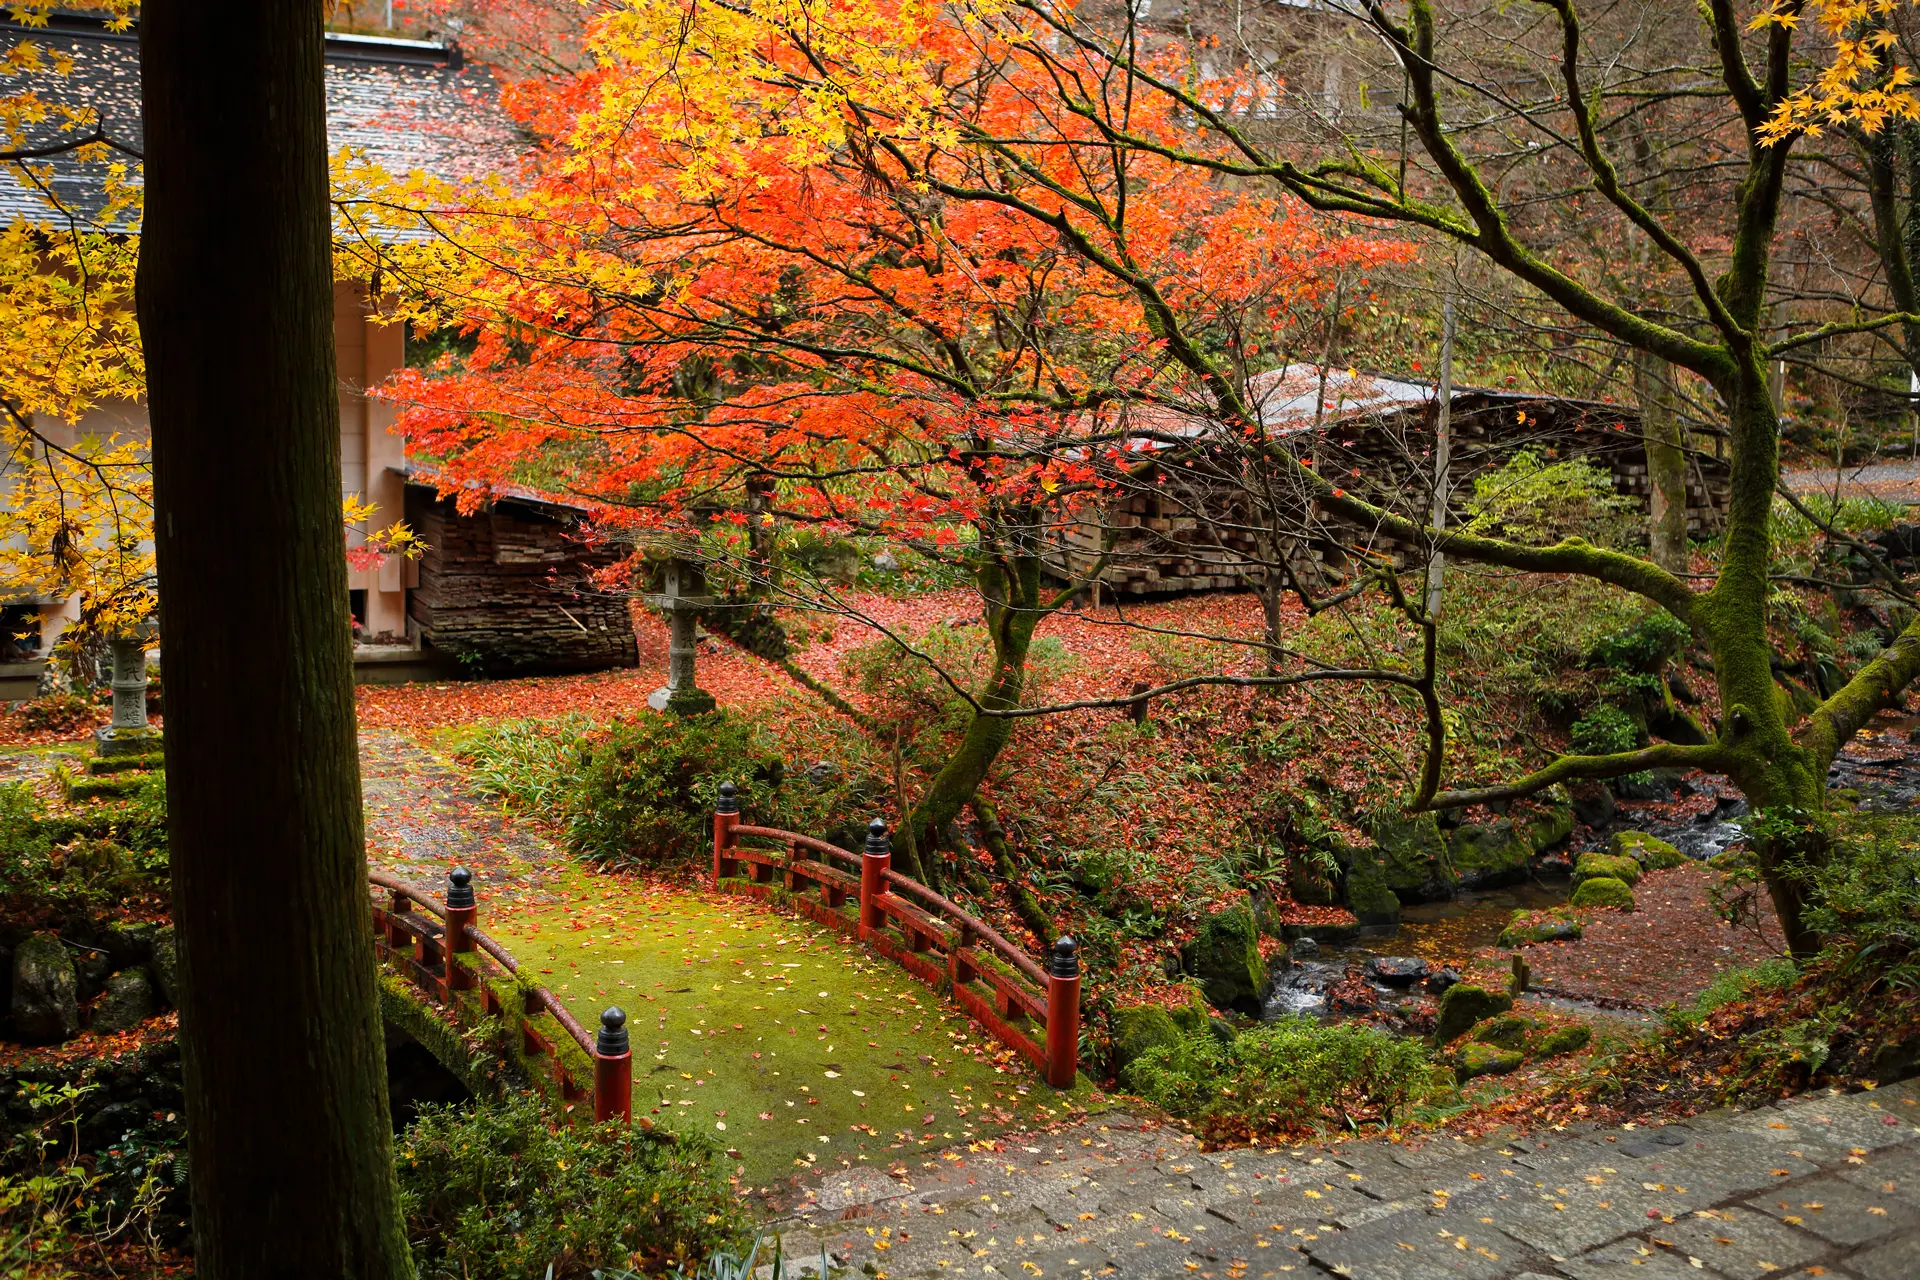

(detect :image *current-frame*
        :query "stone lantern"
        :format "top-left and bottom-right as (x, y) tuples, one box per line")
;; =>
(95, 619), (160, 757)
(645, 557), (716, 716)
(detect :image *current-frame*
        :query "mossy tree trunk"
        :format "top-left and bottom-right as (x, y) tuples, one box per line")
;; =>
(1633, 350), (1690, 575)
(137, 3), (412, 1274)
(901, 546), (1046, 881)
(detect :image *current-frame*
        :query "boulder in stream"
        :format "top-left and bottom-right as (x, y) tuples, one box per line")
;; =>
(1446, 819), (1534, 891)
(1433, 984), (1512, 1045)
(1363, 956), (1429, 988)
(13, 932), (78, 1043)
(1181, 907), (1269, 1015)
(1609, 830), (1686, 870)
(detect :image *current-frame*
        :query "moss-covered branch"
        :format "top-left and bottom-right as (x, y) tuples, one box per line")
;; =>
(1414, 741), (1729, 811)
(1799, 610), (1920, 773)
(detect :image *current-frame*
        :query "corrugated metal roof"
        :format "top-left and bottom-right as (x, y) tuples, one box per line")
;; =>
(0, 13), (518, 232)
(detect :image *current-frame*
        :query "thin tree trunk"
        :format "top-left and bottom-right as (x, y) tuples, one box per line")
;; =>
(1634, 350), (1690, 575)
(1424, 296), (1455, 618)
(137, 4), (411, 1275)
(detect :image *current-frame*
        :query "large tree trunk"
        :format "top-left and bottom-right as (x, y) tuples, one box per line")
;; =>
(1696, 360), (1828, 958)
(137, 5), (411, 1276)
(1633, 350), (1690, 575)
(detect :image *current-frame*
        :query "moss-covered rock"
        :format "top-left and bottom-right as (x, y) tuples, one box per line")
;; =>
(1447, 819), (1534, 891)
(1572, 852), (1642, 888)
(1335, 844), (1402, 928)
(1181, 907), (1269, 1015)
(1570, 876), (1636, 911)
(1453, 1041), (1524, 1082)
(1167, 987), (1212, 1037)
(1433, 984), (1513, 1045)
(1497, 910), (1583, 948)
(1531, 1024), (1593, 1058)
(1469, 1014), (1535, 1051)
(1525, 801), (1574, 853)
(1112, 1005), (1182, 1081)
(1368, 810), (1453, 902)
(1609, 831), (1686, 870)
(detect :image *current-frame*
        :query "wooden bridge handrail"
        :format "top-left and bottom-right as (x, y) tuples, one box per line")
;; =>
(367, 867), (630, 1124)
(882, 869), (1048, 988)
(464, 926), (521, 977)
(733, 824), (862, 871)
(368, 869), (448, 920)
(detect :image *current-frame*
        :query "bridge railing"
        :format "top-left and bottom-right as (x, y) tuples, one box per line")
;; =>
(368, 867), (633, 1123)
(711, 781), (1081, 1088)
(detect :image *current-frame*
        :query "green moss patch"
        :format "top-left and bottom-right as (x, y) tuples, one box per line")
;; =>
(1608, 831), (1686, 870)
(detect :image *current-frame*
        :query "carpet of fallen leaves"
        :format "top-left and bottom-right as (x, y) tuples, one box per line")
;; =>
(1465, 866), (1786, 1012)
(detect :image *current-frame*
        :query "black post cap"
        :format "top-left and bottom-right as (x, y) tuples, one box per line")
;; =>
(865, 818), (891, 856)
(1050, 936), (1080, 979)
(716, 780), (740, 814)
(597, 1006), (629, 1056)
(446, 867), (475, 910)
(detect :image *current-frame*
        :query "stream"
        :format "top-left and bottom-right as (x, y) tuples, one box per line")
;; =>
(1262, 713), (1920, 1028)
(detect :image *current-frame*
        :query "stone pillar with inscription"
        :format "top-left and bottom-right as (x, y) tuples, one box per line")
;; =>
(95, 622), (161, 757)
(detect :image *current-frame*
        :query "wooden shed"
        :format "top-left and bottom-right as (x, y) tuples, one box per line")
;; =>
(1056, 366), (1730, 596)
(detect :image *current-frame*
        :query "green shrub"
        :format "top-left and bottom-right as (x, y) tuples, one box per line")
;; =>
(1569, 705), (1641, 757)
(1586, 611), (1691, 674)
(1570, 876), (1636, 911)
(569, 712), (786, 865)
(441, 714), (593, 817)
(1464, 449), (1638, 547)
(0, 781), (166, 909)
(1125, 1020), (1432, 1138)
(1804, 813), (1920, 990)
(397, 1093), (745, 1279)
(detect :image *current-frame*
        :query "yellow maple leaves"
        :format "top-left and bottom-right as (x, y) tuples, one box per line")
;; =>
(1754, 0), (1920, 142)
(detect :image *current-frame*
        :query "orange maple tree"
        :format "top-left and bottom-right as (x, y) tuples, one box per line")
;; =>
(356, 1), (1404, 871)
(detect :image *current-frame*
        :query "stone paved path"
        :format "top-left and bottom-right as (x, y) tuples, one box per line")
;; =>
(770, 1081), (1920, 1280)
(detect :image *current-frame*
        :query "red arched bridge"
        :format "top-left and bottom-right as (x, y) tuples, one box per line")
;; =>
(368, 783), (1081, 1124)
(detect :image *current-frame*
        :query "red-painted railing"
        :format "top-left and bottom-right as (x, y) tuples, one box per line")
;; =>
(368, 868), (633, 1123)
(710, 781), (1081, 1087)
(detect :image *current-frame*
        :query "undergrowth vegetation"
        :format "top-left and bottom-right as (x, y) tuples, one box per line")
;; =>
(397, 1093), (744, 1279)
(1122, 1019), (1438, 1143)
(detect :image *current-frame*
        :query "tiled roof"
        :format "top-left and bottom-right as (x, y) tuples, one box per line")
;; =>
(0, 13), (518, 232)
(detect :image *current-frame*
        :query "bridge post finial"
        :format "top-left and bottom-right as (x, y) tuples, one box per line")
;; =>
(593, 1007), (633, 1126)
(444, 867), (477, 993)
(858, 818), (891, 942)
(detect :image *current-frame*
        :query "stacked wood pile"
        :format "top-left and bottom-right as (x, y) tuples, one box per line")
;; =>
(1053, 382), (1731, 596)
(404, 486), (638, 675)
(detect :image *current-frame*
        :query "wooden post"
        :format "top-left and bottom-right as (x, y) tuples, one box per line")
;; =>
(444, 867), (476, 992)
(594, 1007), (633, 1124)
(387, 889), (411, 949)
(712, 781), (740, 888)
(859, 818), (890, 941)
(1045, 937), (1081, 1089)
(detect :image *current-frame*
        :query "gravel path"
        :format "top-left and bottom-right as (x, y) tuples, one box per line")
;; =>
(772, 1082), (1920, 1280)
(1782, 460), (1920, 507)
(358, 729), (570, 911)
